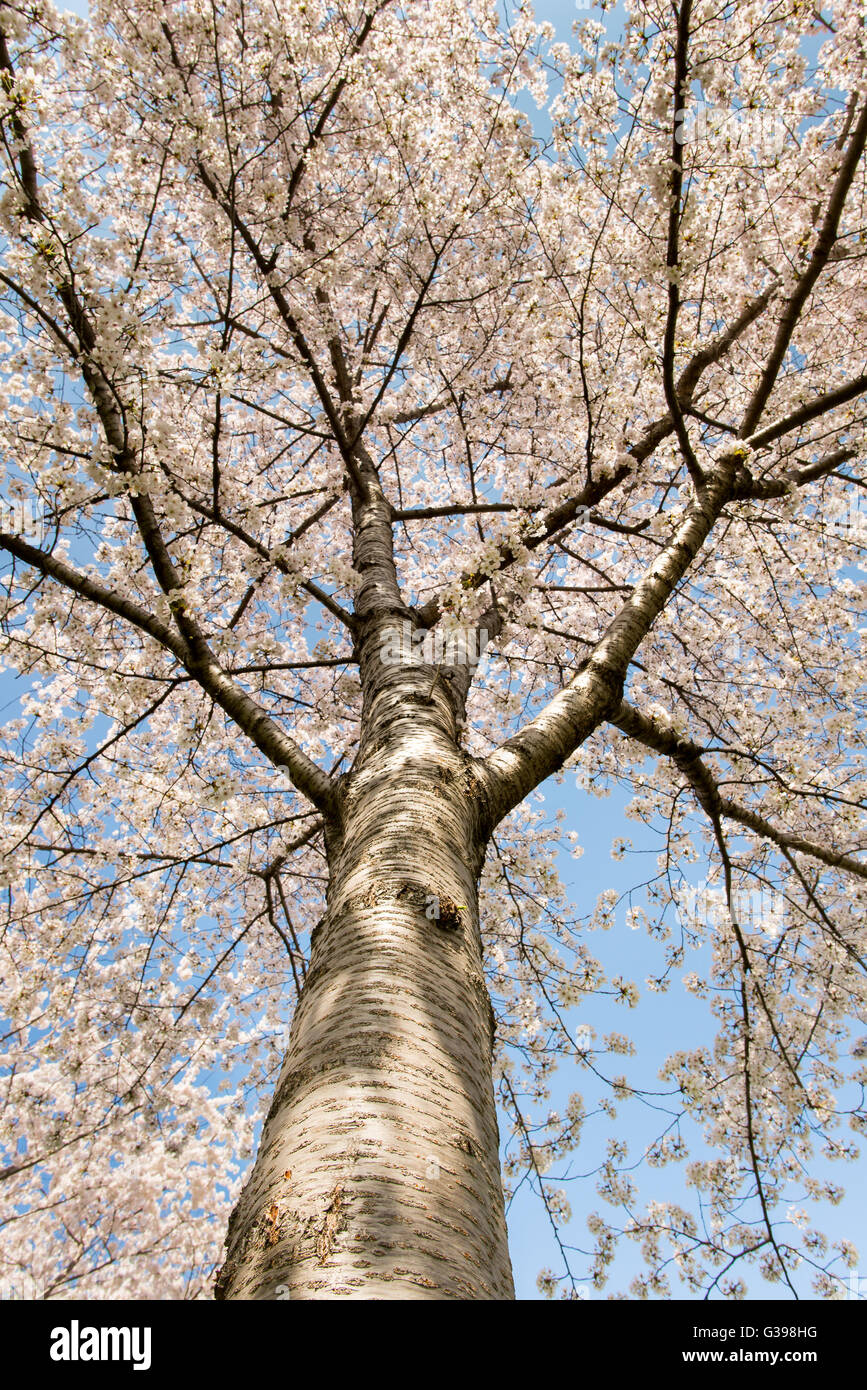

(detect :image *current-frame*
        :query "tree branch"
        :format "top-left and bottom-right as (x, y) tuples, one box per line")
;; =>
(662, 0), (706, 492)
(0, 531), (340, 820)
(747, 374), (867, 452)
(473, 458), (744, 828)
(738, 95), (867, 439)
(610, 698), (867, 880)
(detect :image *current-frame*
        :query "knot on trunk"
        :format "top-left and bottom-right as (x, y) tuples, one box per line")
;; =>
(347, 881), (469, 932)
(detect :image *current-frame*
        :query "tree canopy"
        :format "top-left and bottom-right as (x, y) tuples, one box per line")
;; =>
(0, 0), (865, 1299)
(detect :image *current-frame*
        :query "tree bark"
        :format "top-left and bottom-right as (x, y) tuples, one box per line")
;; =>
(215, 640), (514, 1300)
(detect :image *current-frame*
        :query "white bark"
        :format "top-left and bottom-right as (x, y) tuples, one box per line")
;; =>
(216, 622), (513, 1299)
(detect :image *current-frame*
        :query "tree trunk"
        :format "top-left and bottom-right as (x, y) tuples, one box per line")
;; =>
(215, 642), (514, 1300)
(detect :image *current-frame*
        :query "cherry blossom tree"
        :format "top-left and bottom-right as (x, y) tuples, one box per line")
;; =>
(0, 0), (865, 1300)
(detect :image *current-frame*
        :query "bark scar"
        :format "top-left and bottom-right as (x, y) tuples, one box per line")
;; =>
(314, 1181), (345, 1264)
(266, 1202), (281, 1247)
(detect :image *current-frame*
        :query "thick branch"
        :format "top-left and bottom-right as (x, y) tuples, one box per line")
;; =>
(731, 446), (857, 501)
(474, 458), (744, 828)
(662, 0), (705, 491)
(610, 699), (867, 880)
(747, 374), (867, 452)
(0, 530), (189, 661)
(393, 502), (516, 521)
(738, 96), (867, 438)
(0, 532), (340, 820)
